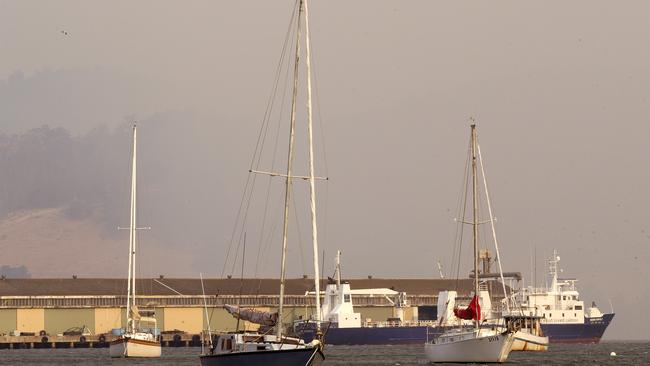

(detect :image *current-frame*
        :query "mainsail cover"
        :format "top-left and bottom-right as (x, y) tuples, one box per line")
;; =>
(129, 305), (141, 321)
(453, 295), (481, 320)
(224, 304), (278, 326)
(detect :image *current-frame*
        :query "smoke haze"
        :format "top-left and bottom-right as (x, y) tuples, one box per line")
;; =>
(0, 0), (649, 339)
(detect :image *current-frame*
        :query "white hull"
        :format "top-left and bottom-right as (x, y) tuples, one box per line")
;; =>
(512, 330), (549, 352)
(109, 338), (161, 358)
(425, 331), (514, 363)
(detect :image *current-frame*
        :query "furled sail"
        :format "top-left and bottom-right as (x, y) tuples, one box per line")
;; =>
(453, 295), (481, 320)
(224, 304), (278, 326)
(129, 305), (141, 321)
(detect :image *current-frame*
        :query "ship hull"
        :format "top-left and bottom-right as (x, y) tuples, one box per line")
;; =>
(200, 347), (324, 366)
(424, 331), (514, 363)
(303, 325), (433, 345)
(109, 337), (161, 358)
(541, 313), (614, 343)
(301, 313), (613, 345)
(511, 330), (548, 351)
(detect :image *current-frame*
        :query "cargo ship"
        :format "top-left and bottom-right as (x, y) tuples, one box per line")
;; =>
(516, 250), (614, 343)
(298, 250), (613, 345)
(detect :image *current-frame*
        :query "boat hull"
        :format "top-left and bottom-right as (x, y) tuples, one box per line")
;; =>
(541, 313), (614, 343)
(424, 332), (514, 363)
(511, 330), (548, 351)
(109, 337), (161, 358)
(200, 347), (324, 366)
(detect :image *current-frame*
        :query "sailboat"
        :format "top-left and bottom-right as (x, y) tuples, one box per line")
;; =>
(109, 123), (162, 358)
(199, 0), (325, 365)
(424, 124), (515, 363)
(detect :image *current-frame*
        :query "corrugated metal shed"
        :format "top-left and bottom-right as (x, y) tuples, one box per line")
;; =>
(0, 278), (498, 297)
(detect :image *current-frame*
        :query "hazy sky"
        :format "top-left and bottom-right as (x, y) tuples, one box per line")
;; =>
(1, 1), (649, 339)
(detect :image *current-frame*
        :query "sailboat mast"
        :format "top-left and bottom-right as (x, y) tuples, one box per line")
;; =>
(303, 0), (322, 332)
(277, 0), (303, 339)
(470, 124), (479, 330)
(127, 123), (138, 332)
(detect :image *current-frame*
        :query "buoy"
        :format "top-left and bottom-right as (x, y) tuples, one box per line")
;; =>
(610, 351), (617, 356)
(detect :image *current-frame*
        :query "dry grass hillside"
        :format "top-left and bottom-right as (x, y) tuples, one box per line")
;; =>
(0, 207), (194, 278)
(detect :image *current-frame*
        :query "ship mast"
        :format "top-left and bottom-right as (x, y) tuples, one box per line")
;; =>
(277, 0), (303, 339)
(275, 0), (323, 339)
(304, 0), (322, 333)
(126, 123), (138, 334)
(470, 124), (479, 331)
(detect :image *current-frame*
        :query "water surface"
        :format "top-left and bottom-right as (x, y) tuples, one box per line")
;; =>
(0, 342), (647, 365)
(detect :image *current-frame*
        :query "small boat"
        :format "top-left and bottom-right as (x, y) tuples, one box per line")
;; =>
(201, 332), (323, 366)
(109, 124), (161, 358)
(424, 124), (515, 363)
(506, 315), (549, 351)
(200, 0), (325, 364)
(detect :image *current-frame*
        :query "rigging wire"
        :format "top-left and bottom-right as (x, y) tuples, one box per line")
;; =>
(220, 0), (300, 279)
(253, 4), (300, 281)
(308, 30), (331, 255)
(291, 189), (308, 276)
(452, 136), (472, 291)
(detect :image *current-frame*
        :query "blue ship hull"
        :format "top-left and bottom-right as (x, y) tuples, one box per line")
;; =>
(302, 326), (433, 345)
(541, 313), (615, 344)
(302, 313), (614, 345)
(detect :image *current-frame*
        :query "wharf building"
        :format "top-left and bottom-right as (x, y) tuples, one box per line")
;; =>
(0, 277), (487, 336)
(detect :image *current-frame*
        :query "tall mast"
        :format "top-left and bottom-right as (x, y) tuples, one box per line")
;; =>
(303, 0), (322, 332)
(127, 123), (138, 333)
(470, 124), (479, 330)
(277, 0), (303, 339)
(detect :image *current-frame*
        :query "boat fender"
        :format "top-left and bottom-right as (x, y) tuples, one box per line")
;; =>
(41, 336), (48, 343)
(79, 336), (87, 343)
(98, 334), (106, 343)
(39, 330), (47, 337)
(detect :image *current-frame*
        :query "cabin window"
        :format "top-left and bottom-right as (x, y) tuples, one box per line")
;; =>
(574, 313), (577, 317)
(225, 338), (232, 350)
(562, 313), (565, 317)
(549, 313), (552, 318)
(344, 294), (351, 303)
(575, 305), (583, 310)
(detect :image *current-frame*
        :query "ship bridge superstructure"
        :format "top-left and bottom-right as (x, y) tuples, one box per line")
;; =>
(521, 250), (598, 324)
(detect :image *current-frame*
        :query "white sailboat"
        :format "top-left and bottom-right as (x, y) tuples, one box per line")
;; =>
(109, 123), (162, 358)
(200, 0), (325, 365)
(424, 124), (515, 363)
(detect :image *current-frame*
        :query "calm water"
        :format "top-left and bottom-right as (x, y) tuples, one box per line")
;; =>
(0, 343), (647, 365)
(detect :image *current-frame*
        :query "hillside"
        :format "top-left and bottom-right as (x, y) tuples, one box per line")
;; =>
(0, 207), (194, 278)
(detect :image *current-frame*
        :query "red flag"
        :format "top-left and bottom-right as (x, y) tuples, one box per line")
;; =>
(453, 295), (481, 320)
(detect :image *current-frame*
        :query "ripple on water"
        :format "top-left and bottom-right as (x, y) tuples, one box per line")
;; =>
(0, 342), (647, 366)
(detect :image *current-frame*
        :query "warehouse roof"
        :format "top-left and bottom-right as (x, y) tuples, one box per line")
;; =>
(0, 278), (505, 297)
